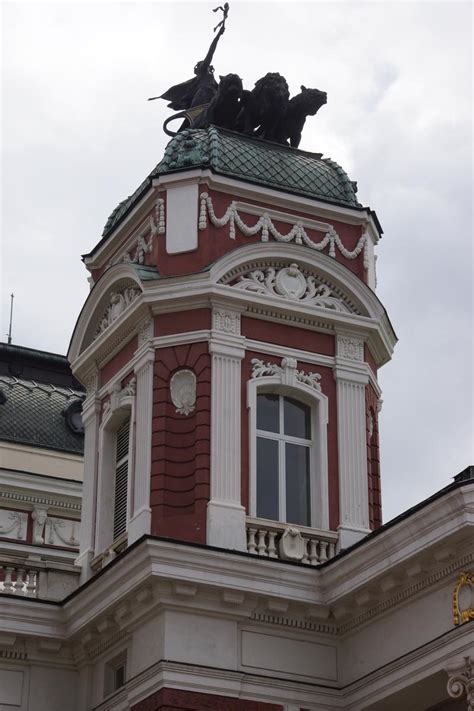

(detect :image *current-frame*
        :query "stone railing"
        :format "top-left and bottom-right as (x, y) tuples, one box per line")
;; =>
(0, 550), (80, 601)
(246, 517), (338, 565)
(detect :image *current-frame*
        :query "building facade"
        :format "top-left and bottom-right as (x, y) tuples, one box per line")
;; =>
(0, 128), (472, 710)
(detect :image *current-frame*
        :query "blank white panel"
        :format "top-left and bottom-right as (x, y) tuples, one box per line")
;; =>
(241, 630), (337, 680)
(166, 184), (199, 254)
(0, 669), (23, 705)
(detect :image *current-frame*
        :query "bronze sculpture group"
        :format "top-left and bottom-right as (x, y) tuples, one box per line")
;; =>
(149, 4), (327, 149)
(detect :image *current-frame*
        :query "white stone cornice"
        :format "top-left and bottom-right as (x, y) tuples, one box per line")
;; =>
(155, 169), (380, 233)
(83, 186), (157, 270)
(321, 484), (474, 604)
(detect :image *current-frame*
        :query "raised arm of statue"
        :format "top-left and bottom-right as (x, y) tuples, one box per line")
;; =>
(198, 4), (228, 75)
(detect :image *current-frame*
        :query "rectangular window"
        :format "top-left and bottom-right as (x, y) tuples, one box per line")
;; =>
(104, 651), (127, 698)
(256, 394), (313, 526)
(113, 419), (130, 540)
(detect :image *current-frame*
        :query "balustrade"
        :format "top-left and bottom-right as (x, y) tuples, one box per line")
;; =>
(246, 517), (337, 565)
(0, 551), (80, 600)
(0, 564), (37, 596)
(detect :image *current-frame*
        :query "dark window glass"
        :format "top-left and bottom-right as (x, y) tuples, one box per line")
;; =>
(257, 437), (279, 520)
(284, 397), (311, 439)
(257, 393), (279, 433)
(285, 443), (310, 526)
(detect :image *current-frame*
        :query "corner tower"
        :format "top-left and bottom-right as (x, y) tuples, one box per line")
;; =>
(69, 126), (396, 578)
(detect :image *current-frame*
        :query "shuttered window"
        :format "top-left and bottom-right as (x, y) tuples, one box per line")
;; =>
(113, 419), (130, 540)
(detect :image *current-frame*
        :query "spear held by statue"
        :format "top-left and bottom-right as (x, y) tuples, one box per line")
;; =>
(147, 3), (229, 106)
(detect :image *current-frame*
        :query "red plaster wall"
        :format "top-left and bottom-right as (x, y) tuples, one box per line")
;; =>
(241, 349), (340, 531)
(366, 385), (382, 529)
(364, 344), (378, 376)
(242, 317), (335, 356)
(100, 336), (138, 387)
(155, 309), (211, 337)
(155, 187), (368, 283)
(150, 343), (211, 544)
(131, 688), (283, 711)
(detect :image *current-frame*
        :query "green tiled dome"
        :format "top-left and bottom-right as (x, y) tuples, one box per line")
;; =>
(157, 127), (360, 208)
(100, 127), (360, 240)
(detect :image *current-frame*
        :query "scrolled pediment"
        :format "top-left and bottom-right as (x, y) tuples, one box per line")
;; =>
(219, 260), (358, 314)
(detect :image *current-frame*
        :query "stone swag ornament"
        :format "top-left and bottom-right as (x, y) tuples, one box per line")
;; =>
(148, 4), (327, 148)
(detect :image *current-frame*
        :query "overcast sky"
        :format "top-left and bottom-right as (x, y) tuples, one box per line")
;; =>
(2, 1), (472, 522)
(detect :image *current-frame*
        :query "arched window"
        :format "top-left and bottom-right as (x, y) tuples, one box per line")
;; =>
(248, 358), (329, 531)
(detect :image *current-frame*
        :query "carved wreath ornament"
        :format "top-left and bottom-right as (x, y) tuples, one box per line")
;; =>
(94, 287), (140, 339)
(170, 370), (197, 416)
(230, 263), (350, 313)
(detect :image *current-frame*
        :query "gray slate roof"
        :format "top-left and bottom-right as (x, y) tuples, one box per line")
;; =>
(0, 375), (84, 455)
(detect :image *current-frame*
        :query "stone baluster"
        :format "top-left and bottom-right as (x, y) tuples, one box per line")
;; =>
(26, 570), (37, 597)
(14, 568), (25, 594)
(267, 531), (278, 558)
(309, 539), (319, 565)
(328, 541), (336, 559)
(320, 540), (329, 563)
(302, 538), (309, 564)
(3, 567), (13, 593)
(247, 528), (257, 554)
(257, 530), (267, 556)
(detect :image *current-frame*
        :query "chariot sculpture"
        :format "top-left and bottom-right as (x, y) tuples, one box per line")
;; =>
(149, 4), (327, 149)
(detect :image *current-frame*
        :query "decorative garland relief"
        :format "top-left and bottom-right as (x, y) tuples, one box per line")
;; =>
(251, 357), (322, 391)
(199, 192), (369, 269)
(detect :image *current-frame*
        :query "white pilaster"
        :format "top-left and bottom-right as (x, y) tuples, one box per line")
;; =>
(76, 371), (101, 581)
(334, 333), (371, 549)
(207, 307), (246, 551)
(129, 322), (155, 544)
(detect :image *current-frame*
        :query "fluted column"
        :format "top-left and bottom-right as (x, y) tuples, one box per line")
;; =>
(334, 333), (371, 549)
(76, 369), (101, 581)
(207, 307), (246, 550)
(129, 320), (155, 544)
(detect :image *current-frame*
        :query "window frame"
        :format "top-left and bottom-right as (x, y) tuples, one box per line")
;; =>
(96, 387), (135, 554)
(248, 372), (329, 531)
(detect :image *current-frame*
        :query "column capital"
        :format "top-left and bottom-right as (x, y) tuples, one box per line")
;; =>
(209, 337), (245, 360)
(133, 345), (155, 374)
(333, 363), (369, 385)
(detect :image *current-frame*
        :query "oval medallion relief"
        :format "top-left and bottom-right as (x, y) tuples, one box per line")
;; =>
(170, 369), (197, 416)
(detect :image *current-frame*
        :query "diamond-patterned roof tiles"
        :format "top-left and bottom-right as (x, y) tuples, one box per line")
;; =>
(0, 375), (84, 455)
(100, 127), (361, 241)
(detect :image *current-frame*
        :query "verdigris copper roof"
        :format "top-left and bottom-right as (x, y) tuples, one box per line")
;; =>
(0, 375), (84, 455)
(158, 128), (360, 206)
(97, 127), (361, 244)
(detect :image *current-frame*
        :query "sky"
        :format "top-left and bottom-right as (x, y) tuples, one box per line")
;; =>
(1, 1), (472, 522)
